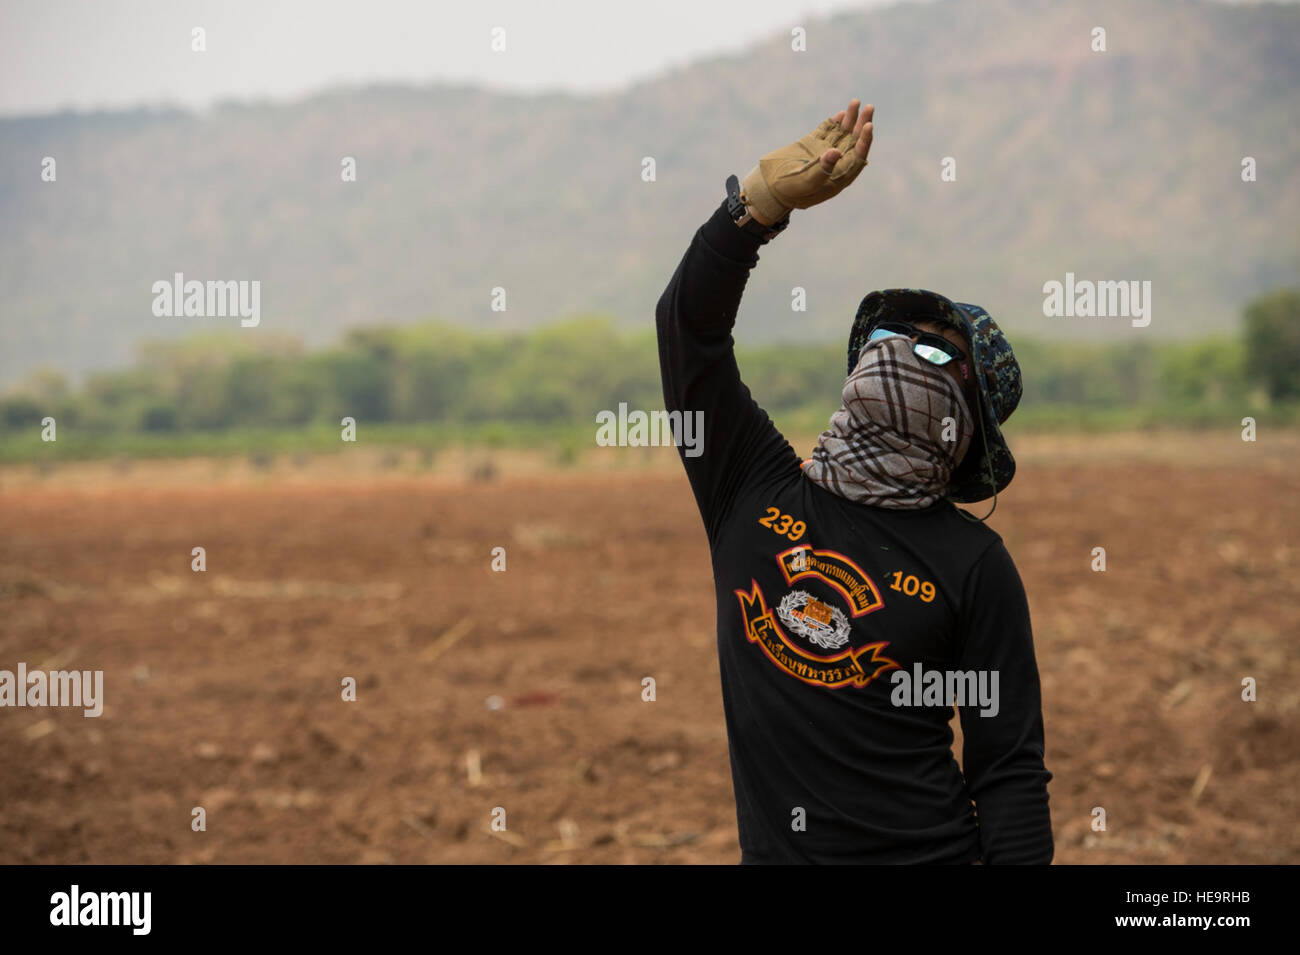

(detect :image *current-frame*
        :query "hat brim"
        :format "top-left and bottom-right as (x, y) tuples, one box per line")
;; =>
(946, 301), (1016, 503)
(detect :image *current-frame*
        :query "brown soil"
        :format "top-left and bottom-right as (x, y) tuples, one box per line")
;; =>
(1, 437), (1296, 864)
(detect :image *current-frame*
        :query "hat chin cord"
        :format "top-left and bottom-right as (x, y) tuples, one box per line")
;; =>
(955, 403), (998, 524)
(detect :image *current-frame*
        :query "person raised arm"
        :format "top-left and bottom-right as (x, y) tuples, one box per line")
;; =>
(655, 100), (874, 540)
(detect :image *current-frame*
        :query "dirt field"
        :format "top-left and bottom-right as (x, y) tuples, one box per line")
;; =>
(2, 433), (1297, 864)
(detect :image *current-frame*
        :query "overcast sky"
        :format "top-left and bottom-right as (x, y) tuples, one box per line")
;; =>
(0, 0), (923, 117)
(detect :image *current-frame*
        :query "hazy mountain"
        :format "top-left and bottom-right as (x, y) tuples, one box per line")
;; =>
(1, 0), (1296, 387)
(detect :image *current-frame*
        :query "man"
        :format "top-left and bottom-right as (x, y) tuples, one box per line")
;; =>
(655, 99), (1052, 864)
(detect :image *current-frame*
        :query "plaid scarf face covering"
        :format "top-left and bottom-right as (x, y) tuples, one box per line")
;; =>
(802, 333), (974, 509)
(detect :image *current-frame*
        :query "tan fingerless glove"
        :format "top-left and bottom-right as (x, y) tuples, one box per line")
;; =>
(740, 118), (868, 223)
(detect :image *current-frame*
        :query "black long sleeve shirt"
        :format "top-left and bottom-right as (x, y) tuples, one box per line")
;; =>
(655, 199), (1053, 864)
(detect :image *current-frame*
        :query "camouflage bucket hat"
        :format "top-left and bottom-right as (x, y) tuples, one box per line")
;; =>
(847, 289), (1021, 503)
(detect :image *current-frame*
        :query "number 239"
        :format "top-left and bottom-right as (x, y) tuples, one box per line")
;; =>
(758, 507), (806, 541)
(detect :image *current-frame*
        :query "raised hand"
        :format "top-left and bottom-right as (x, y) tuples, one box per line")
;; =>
(822, 100), (874, 172)
(740, 99), (875, 225)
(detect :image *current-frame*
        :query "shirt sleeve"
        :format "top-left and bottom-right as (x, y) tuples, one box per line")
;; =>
(655, 199), (802, 543)
(955, 538), (1054, 864)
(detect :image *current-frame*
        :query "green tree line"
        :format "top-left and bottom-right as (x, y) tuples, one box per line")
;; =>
(3, 289), (1297, 451)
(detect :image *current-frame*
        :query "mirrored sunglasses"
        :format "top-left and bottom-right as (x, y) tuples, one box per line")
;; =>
(867, 321), (969, 380)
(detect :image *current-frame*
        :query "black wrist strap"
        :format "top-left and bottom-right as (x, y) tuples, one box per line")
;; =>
(725, 174), (790, 242)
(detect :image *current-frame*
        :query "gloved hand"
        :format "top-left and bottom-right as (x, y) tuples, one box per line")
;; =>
(740, 100), (874, 224)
